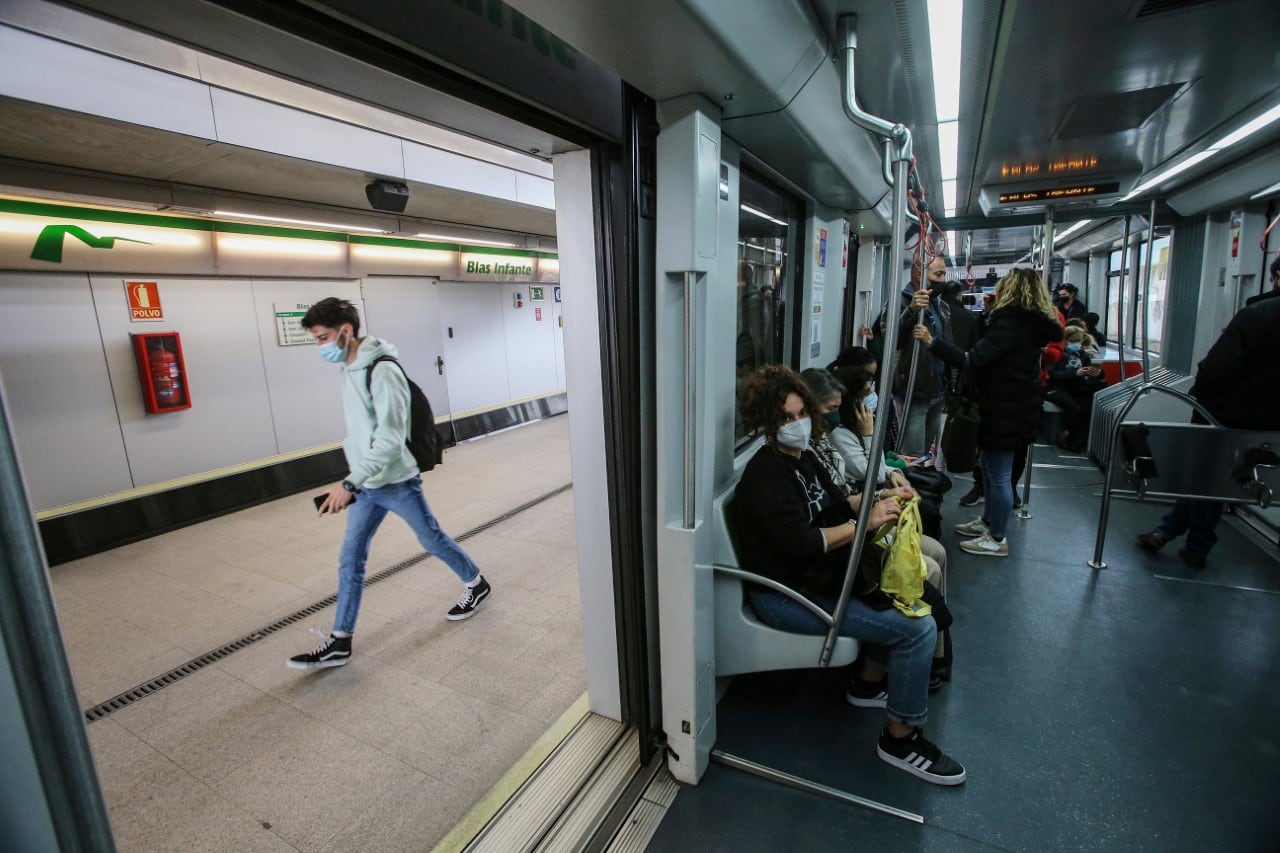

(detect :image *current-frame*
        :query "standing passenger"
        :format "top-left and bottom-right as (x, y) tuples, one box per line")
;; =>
(912, 268), (1064, 557)
(287, 298), (489, 670)
(1135, 292), (1280, 567)
(890, 257), (953, 456)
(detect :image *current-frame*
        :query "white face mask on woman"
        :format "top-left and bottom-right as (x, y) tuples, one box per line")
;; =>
(776, 417), (812, 450)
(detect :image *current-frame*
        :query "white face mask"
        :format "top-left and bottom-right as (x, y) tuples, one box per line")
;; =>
(776, 417), (812, 450)
(864, 390), (879, 413)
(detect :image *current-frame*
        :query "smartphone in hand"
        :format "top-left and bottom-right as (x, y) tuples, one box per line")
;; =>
(908, 451), (935, 467)
(314, 492), (356, 512)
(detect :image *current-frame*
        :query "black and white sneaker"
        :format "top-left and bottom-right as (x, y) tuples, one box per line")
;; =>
(287, 634), (351, 670)
(846, 675), (889, 708)
(447, 576), (491, 621)
(876, 727), (966, 786)
(957, 487), (983, 507)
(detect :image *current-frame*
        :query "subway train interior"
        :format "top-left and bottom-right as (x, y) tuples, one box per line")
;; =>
(2, 0), (1279, 850)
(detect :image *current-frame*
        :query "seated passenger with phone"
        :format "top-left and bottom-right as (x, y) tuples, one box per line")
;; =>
(732, 365), (966, 786)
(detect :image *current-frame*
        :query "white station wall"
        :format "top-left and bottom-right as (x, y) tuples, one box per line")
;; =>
(0, 272), (564, 512)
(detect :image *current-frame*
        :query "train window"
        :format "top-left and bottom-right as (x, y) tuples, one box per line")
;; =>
(734, 168), (803, 444)
(1106, 235), (1170, 354)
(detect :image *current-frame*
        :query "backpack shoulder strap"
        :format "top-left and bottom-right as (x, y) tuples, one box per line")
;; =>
(364, 355), (404, 394)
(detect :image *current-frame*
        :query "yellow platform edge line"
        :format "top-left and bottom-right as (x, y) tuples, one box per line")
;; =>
(432, 691), (591, 853)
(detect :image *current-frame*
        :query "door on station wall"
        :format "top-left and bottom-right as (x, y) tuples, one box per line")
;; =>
(360, 276), (452, 419)
(552, 292), (565, 390)
(438, 282), (511, 414)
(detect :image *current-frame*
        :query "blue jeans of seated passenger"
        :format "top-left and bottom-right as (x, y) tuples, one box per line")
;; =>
(334, 477), (480, 635)
(747, 588), (935, 727)
(979, 448), (1015, 540)
(1156, 498), (1224, 557)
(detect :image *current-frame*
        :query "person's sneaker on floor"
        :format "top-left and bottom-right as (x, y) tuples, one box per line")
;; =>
(954, 516), (989, 537)
(959, 532), (1008, 557)
(957, 487), (983, 507)
(287, 634), (351, 670)
(846, 674), (888, 708)
(1177, 547), (1207, 569)
(877, 727), (966, 786)
(1136, 530), (1168, 552)
(447, 576), (492, 621)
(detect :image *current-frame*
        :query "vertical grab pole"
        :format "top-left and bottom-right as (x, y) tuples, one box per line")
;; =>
(1116, 216), (1131, 379)
(1140, 199), (1157, 377)
(827, 14), (913, 666)
(683, 272), (697, 529)
(1021, 208), (1055, 520)
(823, 159), (911, 665)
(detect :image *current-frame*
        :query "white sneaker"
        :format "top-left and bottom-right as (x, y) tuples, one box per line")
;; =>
(959, 532), (1008, 557)
(953, 516), (989, 537)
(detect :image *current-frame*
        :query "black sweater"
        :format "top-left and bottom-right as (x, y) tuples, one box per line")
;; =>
(930, 306), (1065, 450)
(733, 445), (857, 598)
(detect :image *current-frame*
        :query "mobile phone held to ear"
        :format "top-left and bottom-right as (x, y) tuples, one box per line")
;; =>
(314, 492), (356, 511)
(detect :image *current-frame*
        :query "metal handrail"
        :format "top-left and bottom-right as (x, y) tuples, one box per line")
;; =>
(712, 564), (836, 626)
(1088, 383), (1224, 569)
(1115, 216), (1131, 374)
(683, 271), (698, 529)
(825, 15), (912, 665)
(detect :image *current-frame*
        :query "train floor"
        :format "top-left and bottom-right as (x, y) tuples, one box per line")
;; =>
(650, 443), (1280, 852)
(50, 414), (582, 852)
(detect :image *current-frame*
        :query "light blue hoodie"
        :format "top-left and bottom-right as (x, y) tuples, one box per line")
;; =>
(340, 336), (418, 489)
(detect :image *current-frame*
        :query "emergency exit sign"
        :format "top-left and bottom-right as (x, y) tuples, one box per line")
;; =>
(126, 281), (163, 321)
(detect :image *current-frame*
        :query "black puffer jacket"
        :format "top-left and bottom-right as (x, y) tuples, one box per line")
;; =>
(1189, 296), (1280, 428)
(930, 306), (1064, 450)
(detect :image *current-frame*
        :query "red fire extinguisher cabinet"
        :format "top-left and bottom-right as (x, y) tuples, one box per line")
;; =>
(130, 332), (192, 414)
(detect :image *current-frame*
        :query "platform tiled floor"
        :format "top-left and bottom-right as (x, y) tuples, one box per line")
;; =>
(50, 415), (583, 852)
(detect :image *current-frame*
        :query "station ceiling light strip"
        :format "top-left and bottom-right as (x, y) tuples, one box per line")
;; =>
(212, 210), (386, 233)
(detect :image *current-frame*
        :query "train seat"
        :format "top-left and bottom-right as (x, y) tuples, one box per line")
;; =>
(711, 482), (859, 678)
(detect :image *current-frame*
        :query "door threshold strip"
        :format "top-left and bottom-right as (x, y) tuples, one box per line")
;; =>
(81, 482), (573, 722)
(1154, 575), (1280, 595)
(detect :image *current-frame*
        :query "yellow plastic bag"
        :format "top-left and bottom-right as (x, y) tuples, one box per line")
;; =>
(875, 497), (932, 618)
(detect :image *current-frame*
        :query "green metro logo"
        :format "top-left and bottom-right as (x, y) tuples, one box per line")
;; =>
(30, 224), (150, 263)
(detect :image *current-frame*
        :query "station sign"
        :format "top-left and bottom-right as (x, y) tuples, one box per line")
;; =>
(274, 302), (314, 346)
(459, 251), (538, 282)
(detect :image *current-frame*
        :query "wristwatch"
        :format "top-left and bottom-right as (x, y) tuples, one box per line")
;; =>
(341, 480), (357, 492)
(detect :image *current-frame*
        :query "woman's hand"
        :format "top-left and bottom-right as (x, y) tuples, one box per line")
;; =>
(912, 324), (934, 347)
(868, 497), (901, 529)
(888, 483), (915, 500)
(855, 402), (874, 436)
(888, 469), (914, 494)
(860, 324), (875, 340)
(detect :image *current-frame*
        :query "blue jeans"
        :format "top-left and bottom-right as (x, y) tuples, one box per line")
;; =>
(897, 395), (946, 457)
(1157, 499), (1225, 557)
(747, 588), (936, 727)
(334, 477), (480, 635)
(979, 448), (1015, 540)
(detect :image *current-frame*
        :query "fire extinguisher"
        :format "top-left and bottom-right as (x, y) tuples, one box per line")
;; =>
(150, 344), (183, 407)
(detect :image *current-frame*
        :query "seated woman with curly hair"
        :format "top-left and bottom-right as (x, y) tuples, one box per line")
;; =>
(732, 364), (966, 786)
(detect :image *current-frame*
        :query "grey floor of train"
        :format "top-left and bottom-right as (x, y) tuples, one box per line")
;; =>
(52, 414), (582, 852)
(651, 443), (1280, 852)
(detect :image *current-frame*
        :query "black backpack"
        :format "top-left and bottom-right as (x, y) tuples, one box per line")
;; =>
(364, 355), (444, 472)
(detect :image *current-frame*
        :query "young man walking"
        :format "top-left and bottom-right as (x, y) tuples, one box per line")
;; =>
(288, 297), (489, 670)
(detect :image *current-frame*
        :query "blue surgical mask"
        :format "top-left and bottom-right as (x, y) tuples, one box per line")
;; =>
(864, 391), (879, 413)
(317, 331), (349, 364)
(776, 417), (812, 451)
(823, 411), (842, 430)
(1066, 342), (1082, 353)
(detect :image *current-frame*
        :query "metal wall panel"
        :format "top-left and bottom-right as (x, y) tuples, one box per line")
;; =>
(1163, 216), (1207, 374)
(500, 284), (560, 401)
(90, 275), (278, 488)
(0, 272), (133, 510)
(438, 283), (511, 414)
(248, 278), (359, 454)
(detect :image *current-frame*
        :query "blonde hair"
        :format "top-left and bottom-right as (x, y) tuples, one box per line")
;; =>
(1064, 326), (1085, 342)
(993, 267), (1058, 321)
